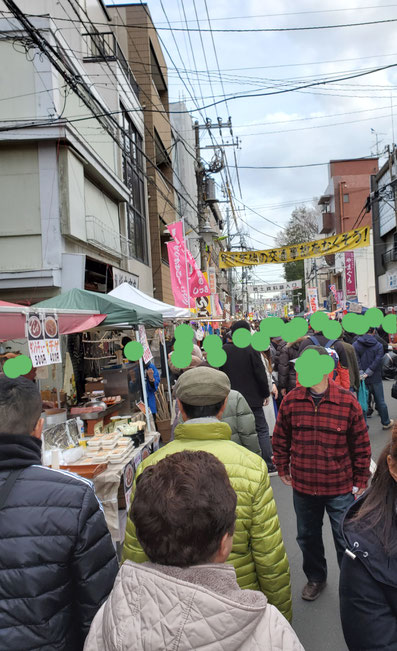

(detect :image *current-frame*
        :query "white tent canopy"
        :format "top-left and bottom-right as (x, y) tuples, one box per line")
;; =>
(109, 283), (191, 320)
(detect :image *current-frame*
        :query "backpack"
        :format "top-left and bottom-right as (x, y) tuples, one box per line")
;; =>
(308, 335), (339, 379)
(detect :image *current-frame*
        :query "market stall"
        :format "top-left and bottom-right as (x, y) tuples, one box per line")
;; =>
(37, 289), (163, 432)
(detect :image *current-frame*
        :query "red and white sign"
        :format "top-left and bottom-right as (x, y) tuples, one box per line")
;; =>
(208, 267), (217, 295)
(307, 287), (319, 313)
(344, 251), (356, 296)
(166, 221), (210, 308)
(138, 325), (153, 364)
(27, 313), (61, 367)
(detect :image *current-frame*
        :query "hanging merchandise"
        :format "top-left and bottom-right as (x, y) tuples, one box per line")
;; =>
(219, 226), (370, 268)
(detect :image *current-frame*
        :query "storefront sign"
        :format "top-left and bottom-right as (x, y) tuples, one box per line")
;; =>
(307, 287), (319, 313)
(344, 251), (356, 296)
(27, 313), (61, 367)
(208, 267), (217, 294)
(387, 272), (397, 291)
(112, 267), (139, 289)
(346, 301), (363, 314)
(219, 226), (370, 268)
(138, 325), (153, 364)
(195, 295), (212, 318)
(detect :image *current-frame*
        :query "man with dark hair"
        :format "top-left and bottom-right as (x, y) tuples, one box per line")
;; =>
(0, 376), (118, 650)
(221, 319), (276, 474)
(354, 327), (394, 429)
(123, 366), (292, 622)
(85, 451), (303, 650)
(273, 346), (371, 603)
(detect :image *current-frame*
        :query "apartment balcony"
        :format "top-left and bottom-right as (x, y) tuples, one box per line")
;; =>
(319, 211), (335, 234)
(382, 248), (397, 265)
(83, 31), (140, 99)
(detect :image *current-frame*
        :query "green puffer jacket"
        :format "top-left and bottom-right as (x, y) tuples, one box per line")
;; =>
(176, 389), (261, 455)
(122, 420), (292, 622)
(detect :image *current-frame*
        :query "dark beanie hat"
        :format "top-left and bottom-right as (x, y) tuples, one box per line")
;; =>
(231, 320), (251, 334)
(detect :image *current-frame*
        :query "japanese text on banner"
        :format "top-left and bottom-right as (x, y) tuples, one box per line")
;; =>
(219, 226), (370, 268)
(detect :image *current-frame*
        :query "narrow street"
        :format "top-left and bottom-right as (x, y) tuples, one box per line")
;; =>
(271, 381), (395, 651)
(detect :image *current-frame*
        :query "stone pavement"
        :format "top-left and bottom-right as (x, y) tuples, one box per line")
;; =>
(270, 380), (396, 651)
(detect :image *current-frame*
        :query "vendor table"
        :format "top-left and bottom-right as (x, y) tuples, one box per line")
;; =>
(93, 432), (160, 543)
(72, 400), (125, 436)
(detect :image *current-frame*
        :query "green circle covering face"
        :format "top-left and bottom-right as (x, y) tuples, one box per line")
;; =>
(232, 328), (252, 349)
(382, 313), (397, 334)
(282, 317), (308, 343)
(124, 341), (144, 362)
(3, 355), (33, 379)
(342, 313), (359, 333)
(203, 335), (227, 367)
(251, 331), (271, 351)
(322, 319), (342, 340)
(364, 307), (383, 328)
(295, 349), (334, 387)
(310, 311), (328, 331)
(260, 317), (285, 338)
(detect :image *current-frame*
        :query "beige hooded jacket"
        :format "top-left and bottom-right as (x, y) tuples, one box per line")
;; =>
(84, 561), (304, 651)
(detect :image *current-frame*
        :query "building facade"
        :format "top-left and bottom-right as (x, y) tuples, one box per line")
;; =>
(0, 0), (153, 303)
(305, 157), (378, 311)
(372, 146), (397, 307)
(109, 2), (177, 304)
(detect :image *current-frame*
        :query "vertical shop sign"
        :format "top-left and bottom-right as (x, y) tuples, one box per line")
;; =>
(344, 251), (356, 296)
(307, 287), (319, 313)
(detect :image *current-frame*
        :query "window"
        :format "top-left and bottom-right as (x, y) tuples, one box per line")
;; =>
(343, 193), (350, 203)
(121, 104), (148, 264)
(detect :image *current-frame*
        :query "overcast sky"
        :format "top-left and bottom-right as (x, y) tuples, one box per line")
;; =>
(107, 0), (397, 283)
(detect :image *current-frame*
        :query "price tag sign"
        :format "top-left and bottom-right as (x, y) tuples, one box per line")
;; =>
(27, 313), (61, 367)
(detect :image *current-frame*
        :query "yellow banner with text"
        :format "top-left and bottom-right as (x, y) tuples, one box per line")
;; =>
(219, 225), (370, 269)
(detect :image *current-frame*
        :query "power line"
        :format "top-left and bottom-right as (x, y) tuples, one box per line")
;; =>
(12, 11), (397, 32)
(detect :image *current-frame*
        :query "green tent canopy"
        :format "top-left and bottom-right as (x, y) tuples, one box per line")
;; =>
(36, 288), (163, 328)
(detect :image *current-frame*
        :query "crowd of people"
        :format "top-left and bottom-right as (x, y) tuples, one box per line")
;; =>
(0, 316), (396, 650)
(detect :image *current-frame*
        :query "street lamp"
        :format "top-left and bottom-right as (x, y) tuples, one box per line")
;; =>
(199, 218), (218, 246)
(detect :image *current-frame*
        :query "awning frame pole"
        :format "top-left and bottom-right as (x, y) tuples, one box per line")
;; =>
(135, 328), (152, 432)
(161, 328), (173, 420)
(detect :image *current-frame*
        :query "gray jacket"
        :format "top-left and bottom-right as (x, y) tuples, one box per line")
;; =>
(84, 562), (304, 651)
(174, 389), (260, 456)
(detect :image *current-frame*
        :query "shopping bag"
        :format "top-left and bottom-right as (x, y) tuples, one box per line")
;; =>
(391, 380), (397, 399)
(358, 379), (368, 413)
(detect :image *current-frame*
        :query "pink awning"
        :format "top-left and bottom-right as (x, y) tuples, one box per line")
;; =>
(0, 300), (106, 341)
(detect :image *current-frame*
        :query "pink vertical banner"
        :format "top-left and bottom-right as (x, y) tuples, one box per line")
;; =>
(166, 221), (210, 306)
(344, 251), (356, 296)
(166, 240), (191, 308)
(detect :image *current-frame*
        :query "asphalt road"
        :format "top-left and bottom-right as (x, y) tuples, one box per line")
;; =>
(270, 379), (396, 651)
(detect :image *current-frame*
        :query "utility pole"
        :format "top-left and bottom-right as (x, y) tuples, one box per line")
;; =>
(194, 120), (207, 273)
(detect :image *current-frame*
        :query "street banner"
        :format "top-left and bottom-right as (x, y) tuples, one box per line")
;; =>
(344, 251), (356, 296)
(167, 221), (210, 308)
(250, 279), (302, 293)
(219, 225), (370, 268)
(212, 293), (223, 316)
(307, 287), (319, 313)
(336, 290), (344, 308)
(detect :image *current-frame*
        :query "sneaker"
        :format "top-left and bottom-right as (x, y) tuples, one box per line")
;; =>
(382, 419), (394, 430)
(267, 464), (278, 477)
(301, 581), (326, 601)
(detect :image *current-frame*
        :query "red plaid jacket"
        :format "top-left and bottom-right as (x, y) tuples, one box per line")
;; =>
(272, 380), (371, 496)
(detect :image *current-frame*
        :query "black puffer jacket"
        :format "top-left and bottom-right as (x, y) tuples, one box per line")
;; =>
(339, 496), (397, 651)
(221, 344), (269, 409)
(277, 337), (306, 393)
(0, 433), (119, 651)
